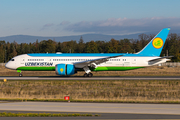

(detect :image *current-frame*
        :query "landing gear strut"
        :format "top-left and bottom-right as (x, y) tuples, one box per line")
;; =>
(83, 72), (93, 77)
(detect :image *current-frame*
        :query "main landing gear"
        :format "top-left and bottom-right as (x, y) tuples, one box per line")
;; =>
(83, 72), (93, 77)
(83, 66), (93, 77)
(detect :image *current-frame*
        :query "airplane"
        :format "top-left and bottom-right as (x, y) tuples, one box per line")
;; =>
(5, 28), (172, 77)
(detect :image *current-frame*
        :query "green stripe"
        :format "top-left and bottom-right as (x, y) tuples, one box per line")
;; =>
(17, 66), (143, 71)
(17, 67), (55, 71)
(94, 66), (144, 71)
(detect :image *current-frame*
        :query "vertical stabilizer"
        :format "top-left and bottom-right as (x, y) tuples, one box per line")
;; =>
(137, 28), (170, 56)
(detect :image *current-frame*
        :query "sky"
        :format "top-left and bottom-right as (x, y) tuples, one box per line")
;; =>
(0, 0), (180, 37)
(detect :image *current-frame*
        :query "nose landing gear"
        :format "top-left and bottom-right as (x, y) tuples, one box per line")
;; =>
(17, 70), (22, 77)
(19, 73), (23, 77)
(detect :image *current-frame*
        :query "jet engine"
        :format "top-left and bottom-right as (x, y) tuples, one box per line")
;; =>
(55, 64), (76, 75)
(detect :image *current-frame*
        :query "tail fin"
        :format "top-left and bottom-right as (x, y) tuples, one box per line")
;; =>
(136, 28), (170, 56)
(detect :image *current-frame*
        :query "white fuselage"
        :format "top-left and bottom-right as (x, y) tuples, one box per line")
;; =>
(5, 54), (167, 70)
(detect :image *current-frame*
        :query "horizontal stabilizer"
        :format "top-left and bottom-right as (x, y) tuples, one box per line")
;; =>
(148, 56), (173, 62)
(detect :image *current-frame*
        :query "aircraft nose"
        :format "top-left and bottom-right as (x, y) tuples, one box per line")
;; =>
(5, 63), (9, 68)
(5, 62), (11, 69)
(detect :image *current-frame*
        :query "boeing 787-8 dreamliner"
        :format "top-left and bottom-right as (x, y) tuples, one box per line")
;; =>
(5, 28), (172, 77)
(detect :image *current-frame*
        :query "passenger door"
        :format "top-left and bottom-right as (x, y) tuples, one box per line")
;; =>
(131, 57), (136, 64)
(21, 57), (25, 65)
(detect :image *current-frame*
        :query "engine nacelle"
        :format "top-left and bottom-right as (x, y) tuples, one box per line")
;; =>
(55, 64), (76, 75)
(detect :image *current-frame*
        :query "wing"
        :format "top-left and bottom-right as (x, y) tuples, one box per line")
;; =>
(74, 55), (123, 68)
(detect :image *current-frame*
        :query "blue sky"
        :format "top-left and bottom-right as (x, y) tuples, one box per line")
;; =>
(0, 0), (180, 37)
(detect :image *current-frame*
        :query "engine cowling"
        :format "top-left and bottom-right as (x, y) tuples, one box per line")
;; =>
(55, 64), (76, 75)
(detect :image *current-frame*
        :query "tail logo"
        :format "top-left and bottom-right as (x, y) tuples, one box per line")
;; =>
(152, 37), (163, 49)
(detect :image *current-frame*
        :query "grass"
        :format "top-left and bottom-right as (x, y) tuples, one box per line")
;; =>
(0, 112), (98, 117)
(0, 80), (180, 103)
(1, 64), (180, 103)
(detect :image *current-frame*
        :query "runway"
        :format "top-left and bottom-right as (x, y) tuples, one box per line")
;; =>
(1, 102), (180, 114)
(0, 102), (180, 119)
(1, 76), (180, 80)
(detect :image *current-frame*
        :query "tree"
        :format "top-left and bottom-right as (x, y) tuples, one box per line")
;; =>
(77, 36), (85, 53)
(0, 45), (4, 62)
(39, 39), (56, 53)
(86, 41), (99, 53)
(167, 34), (180, 61)
(96, 41), (106, 53)
(60, 40), (77, 53)
(56, 42), (61, 52)
(107, 39), (119, 53)
(119, 39), (133, 53)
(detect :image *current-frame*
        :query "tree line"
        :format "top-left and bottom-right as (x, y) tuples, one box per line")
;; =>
(0, 33), (180, 63)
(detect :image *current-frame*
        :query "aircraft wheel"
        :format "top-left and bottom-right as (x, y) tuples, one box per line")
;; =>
(19, 73), (22, 77)
(83, 73), (88, 77)
(88, 73), (93, 77)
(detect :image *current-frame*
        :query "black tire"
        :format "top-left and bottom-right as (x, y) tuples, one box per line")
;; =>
(88, 73), (93, 77)
(83, 73), (88, 77)
(19, 73), (22, 77)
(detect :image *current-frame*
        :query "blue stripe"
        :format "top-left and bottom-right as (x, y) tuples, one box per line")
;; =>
(28, 53), (124, 57)
(27, 53), (156, 57)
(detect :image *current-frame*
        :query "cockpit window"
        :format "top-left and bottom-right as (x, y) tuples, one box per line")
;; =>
(11, 59), (15, 61)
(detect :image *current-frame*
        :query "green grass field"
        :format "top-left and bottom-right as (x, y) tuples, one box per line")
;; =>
(0, 80), (180, 103)
(0, 112), (98, 117)
(1, 65), (180, 103)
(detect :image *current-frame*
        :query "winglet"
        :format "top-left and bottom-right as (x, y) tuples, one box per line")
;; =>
(137, 28), (170, 56)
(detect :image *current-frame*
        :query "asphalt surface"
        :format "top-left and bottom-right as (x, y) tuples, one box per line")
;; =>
(0, 102), (180, 119)
(1, 76), (180, 80)
(1, 111), (180, 119)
